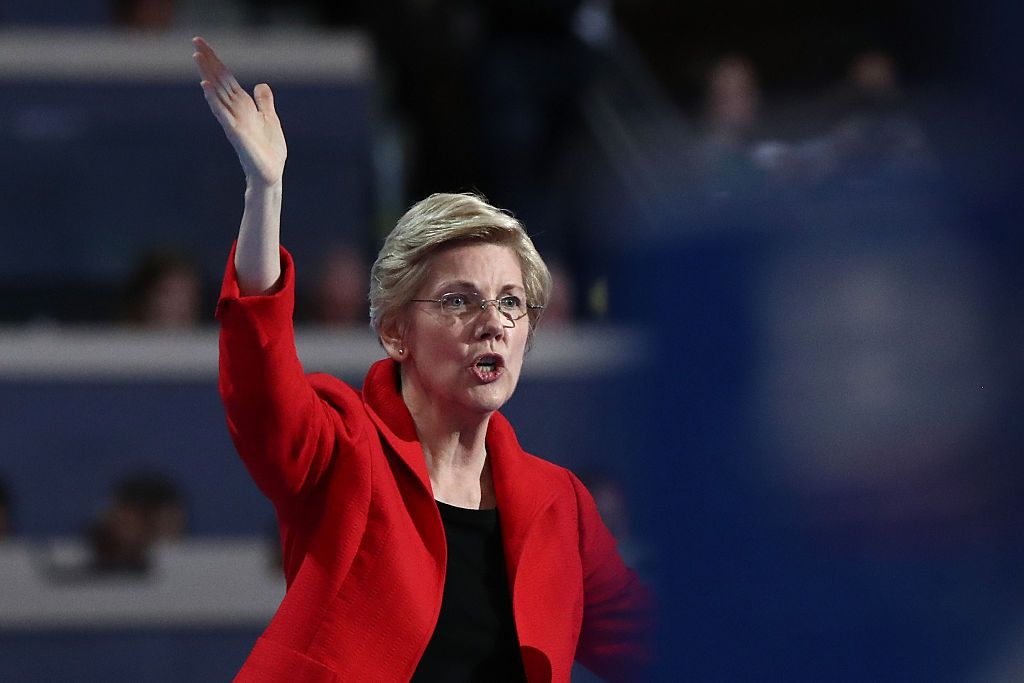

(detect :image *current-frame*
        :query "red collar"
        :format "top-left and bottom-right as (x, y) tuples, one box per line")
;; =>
(360, 358), (559, 579)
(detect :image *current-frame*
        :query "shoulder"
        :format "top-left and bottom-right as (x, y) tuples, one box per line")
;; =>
(303, 370), (364, 403)
(307, 371), (361, 401)
(306, 371), (374, 435)
(510, 443), (592, 516)
(489, 411), (576, 488)
(496, 428), (584, 498)
(522, 447), (574, 481)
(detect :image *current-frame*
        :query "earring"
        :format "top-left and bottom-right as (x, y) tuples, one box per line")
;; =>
(398, 348), (404, 355)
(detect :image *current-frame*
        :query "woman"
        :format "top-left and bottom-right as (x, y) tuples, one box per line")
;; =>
(192, 37), (651, 682)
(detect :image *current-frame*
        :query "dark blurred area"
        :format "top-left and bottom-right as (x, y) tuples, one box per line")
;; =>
(0, 475), (13, 541)
(1, 1), (1022, 681)
(87, 472), (186, 574)
(5, 0), (1006, 328)
(608, 3), (1024, 682)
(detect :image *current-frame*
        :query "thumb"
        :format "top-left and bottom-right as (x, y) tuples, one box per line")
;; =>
(253, 83), (276, 115)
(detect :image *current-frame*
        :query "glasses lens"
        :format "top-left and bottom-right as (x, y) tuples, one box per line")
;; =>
(439, 293), (470, 314)
(437, 293), (527, 319)
(498, 295), (526, 318)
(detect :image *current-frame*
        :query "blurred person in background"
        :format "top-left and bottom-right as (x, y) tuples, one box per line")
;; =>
(113, 0), (177, 29)
(362, 0), (478, 198)
(302, 244), (370, 326)
(465, 0), (596, 258)
(114, 0), (249, 29)
(536, 259), (576, 326)
(693, 54), (773, 198)
(751, 48), (937, 193)
(88, 472), (187, 574)
(193, 36), (651, 682)
(823, 49), (934, 184)
(120, 248), (204, 329)
(365, 0), (598, 268)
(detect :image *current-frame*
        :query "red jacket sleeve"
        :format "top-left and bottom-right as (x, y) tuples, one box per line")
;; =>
(216, 244), (363, 509)
(571, 472), (655, 682)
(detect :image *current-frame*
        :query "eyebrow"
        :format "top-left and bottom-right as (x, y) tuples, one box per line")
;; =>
(434, 280), (525, 294)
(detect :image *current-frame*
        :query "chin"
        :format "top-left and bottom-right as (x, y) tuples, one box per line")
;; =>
(465, 385), (514, 414)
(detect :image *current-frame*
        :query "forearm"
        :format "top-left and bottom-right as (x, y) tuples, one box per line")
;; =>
(235, 179), (284, 295)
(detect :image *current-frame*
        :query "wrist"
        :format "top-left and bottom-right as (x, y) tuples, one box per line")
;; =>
(244, 178), (283, 198)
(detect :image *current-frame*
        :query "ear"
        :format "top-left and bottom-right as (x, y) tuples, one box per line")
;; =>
(379, 315), (406, 362)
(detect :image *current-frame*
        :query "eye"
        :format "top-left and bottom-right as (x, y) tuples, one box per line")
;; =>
(498, 295), (523, 313)
(440, 292), (470, 313)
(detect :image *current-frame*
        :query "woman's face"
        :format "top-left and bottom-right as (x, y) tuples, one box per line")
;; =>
(395, 242), (530, 421)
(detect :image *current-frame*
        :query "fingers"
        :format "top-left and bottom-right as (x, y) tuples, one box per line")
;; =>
(253, 83), (276, 116)
(193, 37), (255, 124)
(192, 51), (239, 96)
(200, 79), (236, 128)
(191, 37), (243, 98)
(198, 73), (236, 118)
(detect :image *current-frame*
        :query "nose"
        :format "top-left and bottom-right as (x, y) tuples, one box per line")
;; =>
(474, 300), (507, 340)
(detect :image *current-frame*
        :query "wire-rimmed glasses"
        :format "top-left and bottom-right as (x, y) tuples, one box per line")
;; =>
(411, 292), (543, 327)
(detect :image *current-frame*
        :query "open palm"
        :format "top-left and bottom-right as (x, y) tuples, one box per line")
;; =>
(192, 36), (287, 187)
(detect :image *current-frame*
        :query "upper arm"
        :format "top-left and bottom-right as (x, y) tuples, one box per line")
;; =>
(217, 244), (365, 507)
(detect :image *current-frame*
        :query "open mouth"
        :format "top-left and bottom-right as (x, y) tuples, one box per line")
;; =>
(472, 354), (504, 381)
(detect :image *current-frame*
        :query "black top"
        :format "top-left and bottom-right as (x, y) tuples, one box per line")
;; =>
(411, 501), (528, 682)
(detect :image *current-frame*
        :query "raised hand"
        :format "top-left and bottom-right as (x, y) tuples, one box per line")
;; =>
(192, 36), (287, 188)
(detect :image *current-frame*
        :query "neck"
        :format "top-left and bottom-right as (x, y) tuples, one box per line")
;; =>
(401, 370), (495, 509)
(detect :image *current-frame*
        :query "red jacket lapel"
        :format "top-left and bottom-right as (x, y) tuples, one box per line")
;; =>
(361, 358), (557, 588)
(487, 412), (559, 589)
(360, 358), (433, 495)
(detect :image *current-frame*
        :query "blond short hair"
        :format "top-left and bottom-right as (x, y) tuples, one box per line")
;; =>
(369, 193), (552, 343)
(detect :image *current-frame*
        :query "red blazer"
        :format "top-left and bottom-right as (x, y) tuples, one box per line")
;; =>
(217, 248), (651, 682)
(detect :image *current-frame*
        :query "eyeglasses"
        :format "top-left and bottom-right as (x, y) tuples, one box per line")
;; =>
(411, 292), (543, 326)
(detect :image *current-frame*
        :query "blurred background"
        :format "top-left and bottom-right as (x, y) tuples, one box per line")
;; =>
(0, 0), (1021, 681)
